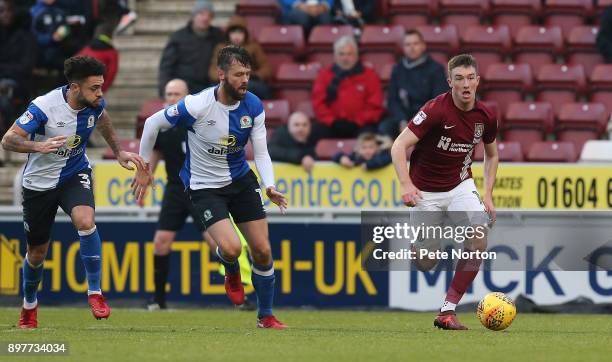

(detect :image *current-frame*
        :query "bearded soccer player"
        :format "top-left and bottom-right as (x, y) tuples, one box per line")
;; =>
(1, 56), (146, 328)
(391, 54), (499, 330)
(133, 46), (288, 329)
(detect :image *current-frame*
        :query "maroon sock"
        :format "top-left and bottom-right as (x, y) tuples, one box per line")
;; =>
(445, 255), (482, 304)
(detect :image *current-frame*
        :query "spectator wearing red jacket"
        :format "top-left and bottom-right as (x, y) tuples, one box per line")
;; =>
(312, 35), (384, 138)
(77, 21), (118, 92)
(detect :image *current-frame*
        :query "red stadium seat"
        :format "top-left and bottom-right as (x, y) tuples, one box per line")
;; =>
(543, 0), (592, 37)
(262, 99), (290, 127)
(503, 102), (553, 156)
(536, 64), (586, 114)
(473, 141), (523, 162)
(526, 141), (577, 162)
(243, 16), (276, 39)
(360, 25), (404, 54)
(315, 139), (357, 160)
(388, 0), (436, 27)
(439, 0), (489, 37)
(589, 65), (612, 112)
(479, 100), (501, 124)
(103, 139), (140, 160)
(307, 25), (355, 66)
(258, 25), (306, 71)
(416, 25), (460, 56)
(236, 0), (281, 38)
(274, 62), (322, 110)
(481, 63), (533, 115)
(136, 98), (164, 138)
(294, 100), (315, 119)
(366, 62), (395, 88)
(566, 26), (604, 77)
(513, 26), (563, 74)
(460, 25), (512, 72)
(491, 0), (541, 37)
(596, 0), (612, 22)
(556, 102), (609, 153)
(361, 53), (397, 86)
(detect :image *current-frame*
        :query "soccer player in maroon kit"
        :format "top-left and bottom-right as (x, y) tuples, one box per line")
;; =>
(391, 54), (499, 330)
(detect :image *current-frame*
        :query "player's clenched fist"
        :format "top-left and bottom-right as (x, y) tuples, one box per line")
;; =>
(400, 182), (421, 207)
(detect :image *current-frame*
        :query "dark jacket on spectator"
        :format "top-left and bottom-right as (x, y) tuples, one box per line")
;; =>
(597, 6), (612, 63)
(332, 149), (391, 170)
(387, 54), (448, 123)
(158, 21), (225, 96)
(268, 125), (319, 164)
(0, 14), (36, 86)
(31, 0), (67, 46)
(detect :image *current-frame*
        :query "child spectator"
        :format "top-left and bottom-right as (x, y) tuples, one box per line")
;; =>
(332, 132), (391, 170)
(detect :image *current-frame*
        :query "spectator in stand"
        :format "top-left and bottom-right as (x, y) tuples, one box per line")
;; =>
(379, 29), (448, 138)
(30, 0), (71, 71)
(280, 0), (332, 37)
(332, 132), (391, 170)
(332, 0), (375, 28)
(268, 111), (321, 173)
(597, 6), (612, 63)
(209, 15), (273, 99)
(158, 0), (224, 96)
(77, 21), (119, 93)
(0, 0), (36, 162)
(312, 35), (384, 138)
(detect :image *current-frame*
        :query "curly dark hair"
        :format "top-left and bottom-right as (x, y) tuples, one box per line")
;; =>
(64, 56), (106, 83)
(217, 45), (252, 73)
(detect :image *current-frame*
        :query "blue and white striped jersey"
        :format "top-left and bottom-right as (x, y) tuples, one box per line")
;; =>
(163, 86), (266, 189)
(16, 86), (104, 191)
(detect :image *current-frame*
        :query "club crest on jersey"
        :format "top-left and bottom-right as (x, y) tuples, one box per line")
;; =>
(474, 123), (484, 139)
(87, 115), (95, 128)
(167, 104), (179, 118)
(412, 111), (427, 125)
(240, 116), (253, 128)
(19, 111), (34, 125)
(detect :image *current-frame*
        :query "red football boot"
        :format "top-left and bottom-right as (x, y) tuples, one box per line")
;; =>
(434, 311), (468, 330)
(88, 294), (111, 320)
(257, 315), (287, 330)
(225, 272), (245, 306)
(18, 306), (38, 329)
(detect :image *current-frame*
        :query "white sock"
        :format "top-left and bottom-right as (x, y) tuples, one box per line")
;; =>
(87, 290), (102, 296)
(440, 301), (456, 312)
(23, 298), (38, 310)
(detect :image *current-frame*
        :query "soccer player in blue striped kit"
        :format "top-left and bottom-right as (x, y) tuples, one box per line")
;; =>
(1, 56), (146, 328)
(133, 46), (288, 329)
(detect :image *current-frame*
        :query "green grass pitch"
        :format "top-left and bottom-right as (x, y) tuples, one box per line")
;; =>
(1, 307), (610, 361)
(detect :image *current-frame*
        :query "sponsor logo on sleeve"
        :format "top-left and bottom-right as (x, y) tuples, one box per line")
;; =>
(19, 111), (34, 125)
(411, 111), (427, 125)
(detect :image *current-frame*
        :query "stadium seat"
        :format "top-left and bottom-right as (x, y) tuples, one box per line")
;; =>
(490, 0), (541, 37)
(257, 25), (306, 71)
(235, 0), (281, 38)
(503, 102), (553, 156)
(315, 139), (357, 160)
(294, 100), (315, 119)
(543, 0), (591, 37)
(307, 25), (355, 67)
(274, 62), (322, 110)
(596, 0), (612, 23)
(479, 100), (501, 124)
(556, 102), (609, 153)
(481, 63), (533, 115)
(416, 25), (460, 59)
(360, 25), (404, 54)
(388, 0), (436, 27)
(589, 65), (612, 112)
(513, 26), (563, 74)
(473, 141), (523, 162)
(566, 26), (603, 77)
(439, 0), (490, 36)
(103, 139), (140, 160)
(262, 99), (290, 127)
(135, 98), (164, 138)
(362, 53), (396, 87)
(579, 140), (612, 162)
(368, 62), (395, 88)
(536, 64), (586, 114)
(460, 25), (512, 72)
(526, 141), (577, 162)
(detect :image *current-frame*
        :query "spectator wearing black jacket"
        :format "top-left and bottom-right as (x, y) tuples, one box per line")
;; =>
(268, 112), (320, 173)
(333, 132), (391, 170)
(597, 6), (612, 63)
(379, 29), (448, 138)
(158, 0), (224, 96)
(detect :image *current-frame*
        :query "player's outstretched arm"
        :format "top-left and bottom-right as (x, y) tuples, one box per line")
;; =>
(97, 110), (146, 171)
(1, 124), (67, 154)
(391, 127), (421, 206)
(483, 141), (499, 223)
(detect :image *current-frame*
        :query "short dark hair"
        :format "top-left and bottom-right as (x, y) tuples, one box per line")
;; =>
(448, 54), (478, 75)
(217, 45), (252, 73)
(405, 29), (424, 41)
(64, 56), (106, 83)
(357, 132), (378, 146)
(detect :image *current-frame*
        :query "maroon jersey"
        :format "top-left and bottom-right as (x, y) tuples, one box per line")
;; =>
(408, 92), (497, 192)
